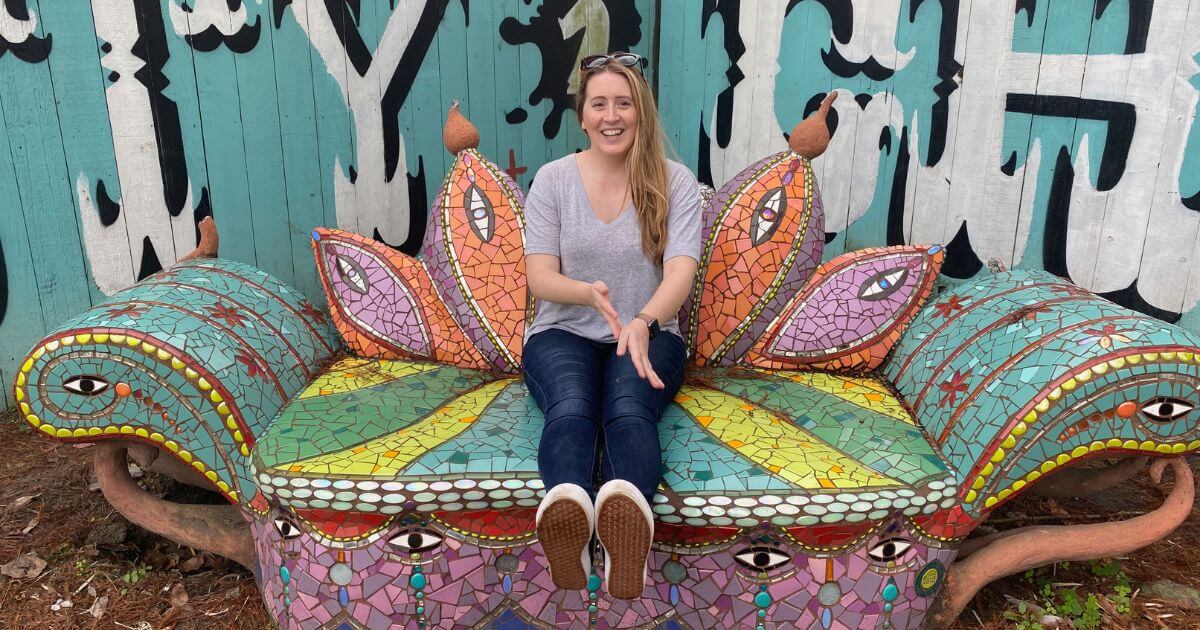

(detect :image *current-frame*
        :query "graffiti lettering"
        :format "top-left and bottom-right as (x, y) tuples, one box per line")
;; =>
(287, 0), (448, 246)
(170, 0), (262, 53)
(81, 0), (210, 291)
(0, 0), (50, 63)
(500, 0), (643, 139)
(558, 0), (609, 96)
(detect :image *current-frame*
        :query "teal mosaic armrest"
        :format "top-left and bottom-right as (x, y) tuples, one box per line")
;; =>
(13, 259), (341, 507)
(882, 269), (1200, 518)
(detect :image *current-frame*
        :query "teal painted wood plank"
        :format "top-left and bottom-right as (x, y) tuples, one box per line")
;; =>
(464, 0), (499, 161)
(408, 8), (446, 210)
(182, 7), (259, 270)
(303, 0), (355, 236)
(0, 26), (93, 328)
(515, 0), (549, 185)
(491, 4), (525, 190)
(230, 2), (296, 286)
(149, 0), (212, 261)
(270, 2), (333, 306)
(0, 91), (49, 409)
(656, 1), (684, 159)
(672, 2), (705, 168)
(698, 3), (729, 188)
(35, 1), (129, 306)
(1016, 0), (1095, 272)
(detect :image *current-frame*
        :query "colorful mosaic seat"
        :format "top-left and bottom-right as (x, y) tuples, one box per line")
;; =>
(15, 105), (1200, 630)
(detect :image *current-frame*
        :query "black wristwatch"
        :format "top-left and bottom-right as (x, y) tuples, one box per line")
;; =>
(636, 313), (660, 339)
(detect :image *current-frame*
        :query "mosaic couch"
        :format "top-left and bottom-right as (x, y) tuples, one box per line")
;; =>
(15, 104), (1200, 630)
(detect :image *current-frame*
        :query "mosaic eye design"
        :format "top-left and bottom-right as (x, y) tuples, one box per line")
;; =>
(465, 183), (495, 242)
(387, 529), (444, 554)
(273, 517), (303, 540)
(858, 267), (909, 301)
(749, 187), (787, 246)
(745, 245), (943, 371)
(331, 250), (370, 295)
(62, 375), (110, 396)
(867, 537), (914, 564)
(1140, 397), (1194, 423)
(733, 545), (792, 571)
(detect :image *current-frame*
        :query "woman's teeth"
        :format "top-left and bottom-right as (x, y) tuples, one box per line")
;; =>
(601, 129), (623, 137)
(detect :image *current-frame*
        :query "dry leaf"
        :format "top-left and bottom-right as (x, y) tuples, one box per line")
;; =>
(50, 598), (73, 612)
(21, 516), (39, 534)
(88, 596), (109, 620)
(6, 495), (38, 512)
(1, 553), (47, 579)
(178, 554), (205, 573)
(169, 583), (189, 608)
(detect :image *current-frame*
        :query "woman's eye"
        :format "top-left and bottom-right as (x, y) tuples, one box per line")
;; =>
(1141, 397), (1194, 422)
(273, 517), (303, 540)
(63, 375), (110, 396)
(859, 267), (909, 301)
(867, 537), (913, 563)
(387, 530), (444, 553)
(733, 546), (791, 571)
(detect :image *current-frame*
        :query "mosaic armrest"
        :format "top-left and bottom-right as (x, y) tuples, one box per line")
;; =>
(882, 269), (1200, 520)
(14, 258), (341, 508)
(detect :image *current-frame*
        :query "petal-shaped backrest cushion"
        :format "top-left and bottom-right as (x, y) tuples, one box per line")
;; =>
(682, 152), (824, 366)
(312, 228), (489, 370)
(422, 149), (528, 373)
(745, 245), (944, 371)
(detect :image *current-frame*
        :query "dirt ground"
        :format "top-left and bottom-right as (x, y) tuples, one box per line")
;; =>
(2, 410), (1198, 629)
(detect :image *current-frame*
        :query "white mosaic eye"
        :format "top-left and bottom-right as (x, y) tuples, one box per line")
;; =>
(733, 545), (791, 571)
(464, 184), (495, 242)
(859, 267), (909, 301)
(387, 530), (443, 553)
(1141, 397), (1194, 423)
(867, 537), (913, 563)
(749, 187), (788, 246)
(274, 517), (303, 540)
(62, 375), (110, 396)
(332, 253), (369, 294)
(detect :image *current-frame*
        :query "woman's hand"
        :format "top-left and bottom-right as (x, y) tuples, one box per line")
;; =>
(588, 281), (623, 340)
(616, 319), (665, 389)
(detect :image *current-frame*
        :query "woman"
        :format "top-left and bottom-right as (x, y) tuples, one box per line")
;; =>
(522, 52), (701, 600)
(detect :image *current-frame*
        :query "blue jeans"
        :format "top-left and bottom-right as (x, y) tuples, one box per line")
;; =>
(523, 327), (687, 505)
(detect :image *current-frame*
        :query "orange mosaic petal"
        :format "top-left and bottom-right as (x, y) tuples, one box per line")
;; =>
(688, 152), (823, 366)
(425, 149), (528, 372)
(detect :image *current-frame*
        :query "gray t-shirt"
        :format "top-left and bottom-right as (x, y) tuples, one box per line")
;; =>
(523, 154), (702, 344)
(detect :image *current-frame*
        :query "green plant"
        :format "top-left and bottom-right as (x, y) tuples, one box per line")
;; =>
(121, 565), (151, 584)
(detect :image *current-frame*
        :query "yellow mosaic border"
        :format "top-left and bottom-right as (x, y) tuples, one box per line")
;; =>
(16, 331), (248, 503)
(18, 331), (252, 457)
(966, 349), (1200, 507)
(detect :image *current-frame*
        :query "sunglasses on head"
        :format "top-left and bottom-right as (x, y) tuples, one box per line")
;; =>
(580, 52), (643, 71)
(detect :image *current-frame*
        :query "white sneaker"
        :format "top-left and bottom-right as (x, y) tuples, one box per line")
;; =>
(594, 479), (654, 599)
(535, 483), (594, 590)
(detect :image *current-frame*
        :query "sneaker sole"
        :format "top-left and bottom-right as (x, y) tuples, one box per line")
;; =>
(597, 495), (652, 599)
(536, 499), (591, 590)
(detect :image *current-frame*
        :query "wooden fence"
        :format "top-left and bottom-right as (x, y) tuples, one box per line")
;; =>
(0, 0), (1197, 407)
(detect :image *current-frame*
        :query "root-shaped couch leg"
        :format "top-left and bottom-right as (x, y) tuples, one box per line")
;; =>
(94, 442), (256, 571)
(927, 458), (1194, 628)
(1029, 457), (1148, 498)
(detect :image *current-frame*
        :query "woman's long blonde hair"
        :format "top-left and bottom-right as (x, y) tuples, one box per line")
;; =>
(576, 61), (670, 261)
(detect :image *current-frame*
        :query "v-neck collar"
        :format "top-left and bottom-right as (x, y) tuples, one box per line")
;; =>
(572, 153), (634, 225)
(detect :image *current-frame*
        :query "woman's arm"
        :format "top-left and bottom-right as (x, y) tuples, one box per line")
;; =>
(616, 255), (697, 389)
(635, 255), (698, 324)
(527, 253), (623, 340)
